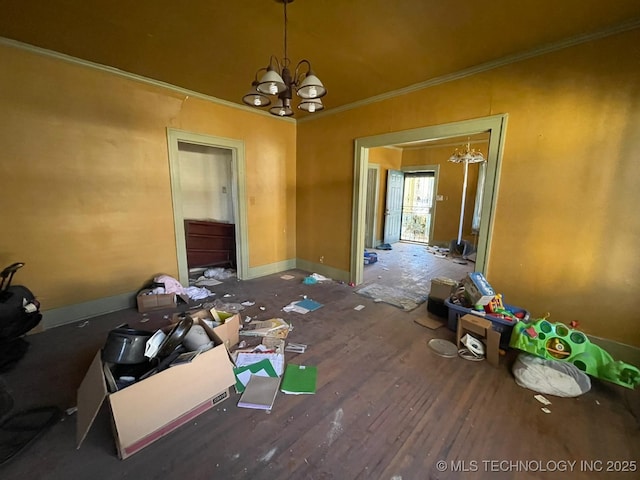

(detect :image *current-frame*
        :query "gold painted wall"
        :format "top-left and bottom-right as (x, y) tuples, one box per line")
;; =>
(297, 29), (640, 346)
(0, 44), (296, 310)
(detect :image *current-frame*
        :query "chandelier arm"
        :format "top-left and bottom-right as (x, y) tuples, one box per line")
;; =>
(293, 59), (312, 86)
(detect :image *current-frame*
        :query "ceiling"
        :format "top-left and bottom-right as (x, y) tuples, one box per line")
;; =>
(1, 1), (639, 118)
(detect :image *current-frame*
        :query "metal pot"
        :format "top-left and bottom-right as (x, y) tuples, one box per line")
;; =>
(157, 315), (193, 358)
(102, 328), (153, 365)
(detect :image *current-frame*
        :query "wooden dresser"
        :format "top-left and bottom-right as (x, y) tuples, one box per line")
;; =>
(184, 220), (236, 269)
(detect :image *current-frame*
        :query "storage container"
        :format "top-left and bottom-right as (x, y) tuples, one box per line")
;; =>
(445, 298), (529, 347)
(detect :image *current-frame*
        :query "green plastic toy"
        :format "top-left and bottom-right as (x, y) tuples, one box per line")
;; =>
(509, 318), (640, 389)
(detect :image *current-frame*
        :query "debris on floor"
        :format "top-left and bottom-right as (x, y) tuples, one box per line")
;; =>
(284, 342), (308, 354)
(240, 318), (291, 338)
(364, 251), (378, 264)
(302, 273), (331, 284)
(283, 298), (323, 314)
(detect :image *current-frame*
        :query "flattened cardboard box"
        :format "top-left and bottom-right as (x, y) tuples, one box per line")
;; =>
(76, 314), (239, 459)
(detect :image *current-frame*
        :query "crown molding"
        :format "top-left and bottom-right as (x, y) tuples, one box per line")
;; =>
(2, 15), (639, 126)
(0, 36), (296, 124)
(300, 16), (640, 123)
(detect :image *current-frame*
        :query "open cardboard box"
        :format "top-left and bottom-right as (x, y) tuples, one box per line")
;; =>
(136, 289), (190, 313)
(179, 308), (240, 351)
(76, 312), (240, 459)
(456, 313), (500, 367)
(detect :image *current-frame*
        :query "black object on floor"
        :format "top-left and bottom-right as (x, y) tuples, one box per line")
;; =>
(0, 406), (63, 465)
(0, 338), (29, 373)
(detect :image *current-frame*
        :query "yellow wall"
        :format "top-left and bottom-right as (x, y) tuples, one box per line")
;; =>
(2, 28), (639, 347)
(0, 44), (296, 309)
(297, 29), (640, 346)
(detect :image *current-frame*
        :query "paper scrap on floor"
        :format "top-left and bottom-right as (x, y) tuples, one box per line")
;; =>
(280, 274), (295, 280)
(283, 298), (323, 314)
(235, 352), (285, 376)
(240, 318), (291, 338)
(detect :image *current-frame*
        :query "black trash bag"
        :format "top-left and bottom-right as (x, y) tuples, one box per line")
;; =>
(0, 338), (30, 373)
(0, 406), (62, 465)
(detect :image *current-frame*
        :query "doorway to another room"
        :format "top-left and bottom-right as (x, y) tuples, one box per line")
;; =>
(353, 115), (508, 298)
(167, 128), (249, 286)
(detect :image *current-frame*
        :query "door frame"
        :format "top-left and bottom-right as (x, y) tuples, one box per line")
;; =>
(350, 114), (508, 285)
(167, 128), (249, 285)
(399, 165), (440, 244)
(364, 164), (380, 249)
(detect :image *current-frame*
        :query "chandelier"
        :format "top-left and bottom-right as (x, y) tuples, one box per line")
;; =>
(448, 139), (485, 245)
(242, 0), (326, 116)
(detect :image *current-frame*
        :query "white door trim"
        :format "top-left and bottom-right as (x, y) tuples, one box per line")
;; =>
(166, 128), (248, 285)
(350, 114), (508, 285)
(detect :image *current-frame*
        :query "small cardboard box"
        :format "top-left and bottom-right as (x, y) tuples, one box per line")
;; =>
(76, 315), (238, 459)
(430, 277), (457, 301)
(176, 309), (240, 350)
(456, 314), (500, 367)
(136, 289), (190, 313)
(462, 272), (495, 306)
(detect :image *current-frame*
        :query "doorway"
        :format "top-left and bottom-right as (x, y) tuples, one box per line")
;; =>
(400, 172), (435, 244)
(167, 128), (249, 286)
(351, 115), (508, 286)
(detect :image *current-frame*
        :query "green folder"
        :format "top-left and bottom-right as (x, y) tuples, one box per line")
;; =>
(233, 358), (278, 393)
(280, 364), (317, 394)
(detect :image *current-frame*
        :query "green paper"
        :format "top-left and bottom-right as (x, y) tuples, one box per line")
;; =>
(233, 358), (278, 393)
(280, 364), (317, 394)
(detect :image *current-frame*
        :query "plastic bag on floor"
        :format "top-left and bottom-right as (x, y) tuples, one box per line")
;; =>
(203, 268), (236, 280)
(512, 352), (591, 397)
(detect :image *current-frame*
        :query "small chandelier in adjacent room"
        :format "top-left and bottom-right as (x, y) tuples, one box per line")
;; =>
(242, 0), (326, 117)
(448, 140), (485, 164)
(448, 139), (486, 245)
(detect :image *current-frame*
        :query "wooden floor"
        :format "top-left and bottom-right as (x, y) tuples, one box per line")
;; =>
(1, 244), (638, 479)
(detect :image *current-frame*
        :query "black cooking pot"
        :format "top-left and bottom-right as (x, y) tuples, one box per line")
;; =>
(102, 327), (153, 364)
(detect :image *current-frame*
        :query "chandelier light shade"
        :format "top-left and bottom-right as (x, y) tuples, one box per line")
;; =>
(242, 80), (271, 107)
(242, 0), (326, 116)
(448, 139), (486, 245)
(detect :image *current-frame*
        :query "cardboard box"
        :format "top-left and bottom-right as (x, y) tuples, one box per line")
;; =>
(76, 314), (238, 459)
(429, 277), (457, 301)
(176, 309), (240, 350)
(456, 314), (500, 367)
(136, 289), (190, 313)
(462, 272), (495, 306)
